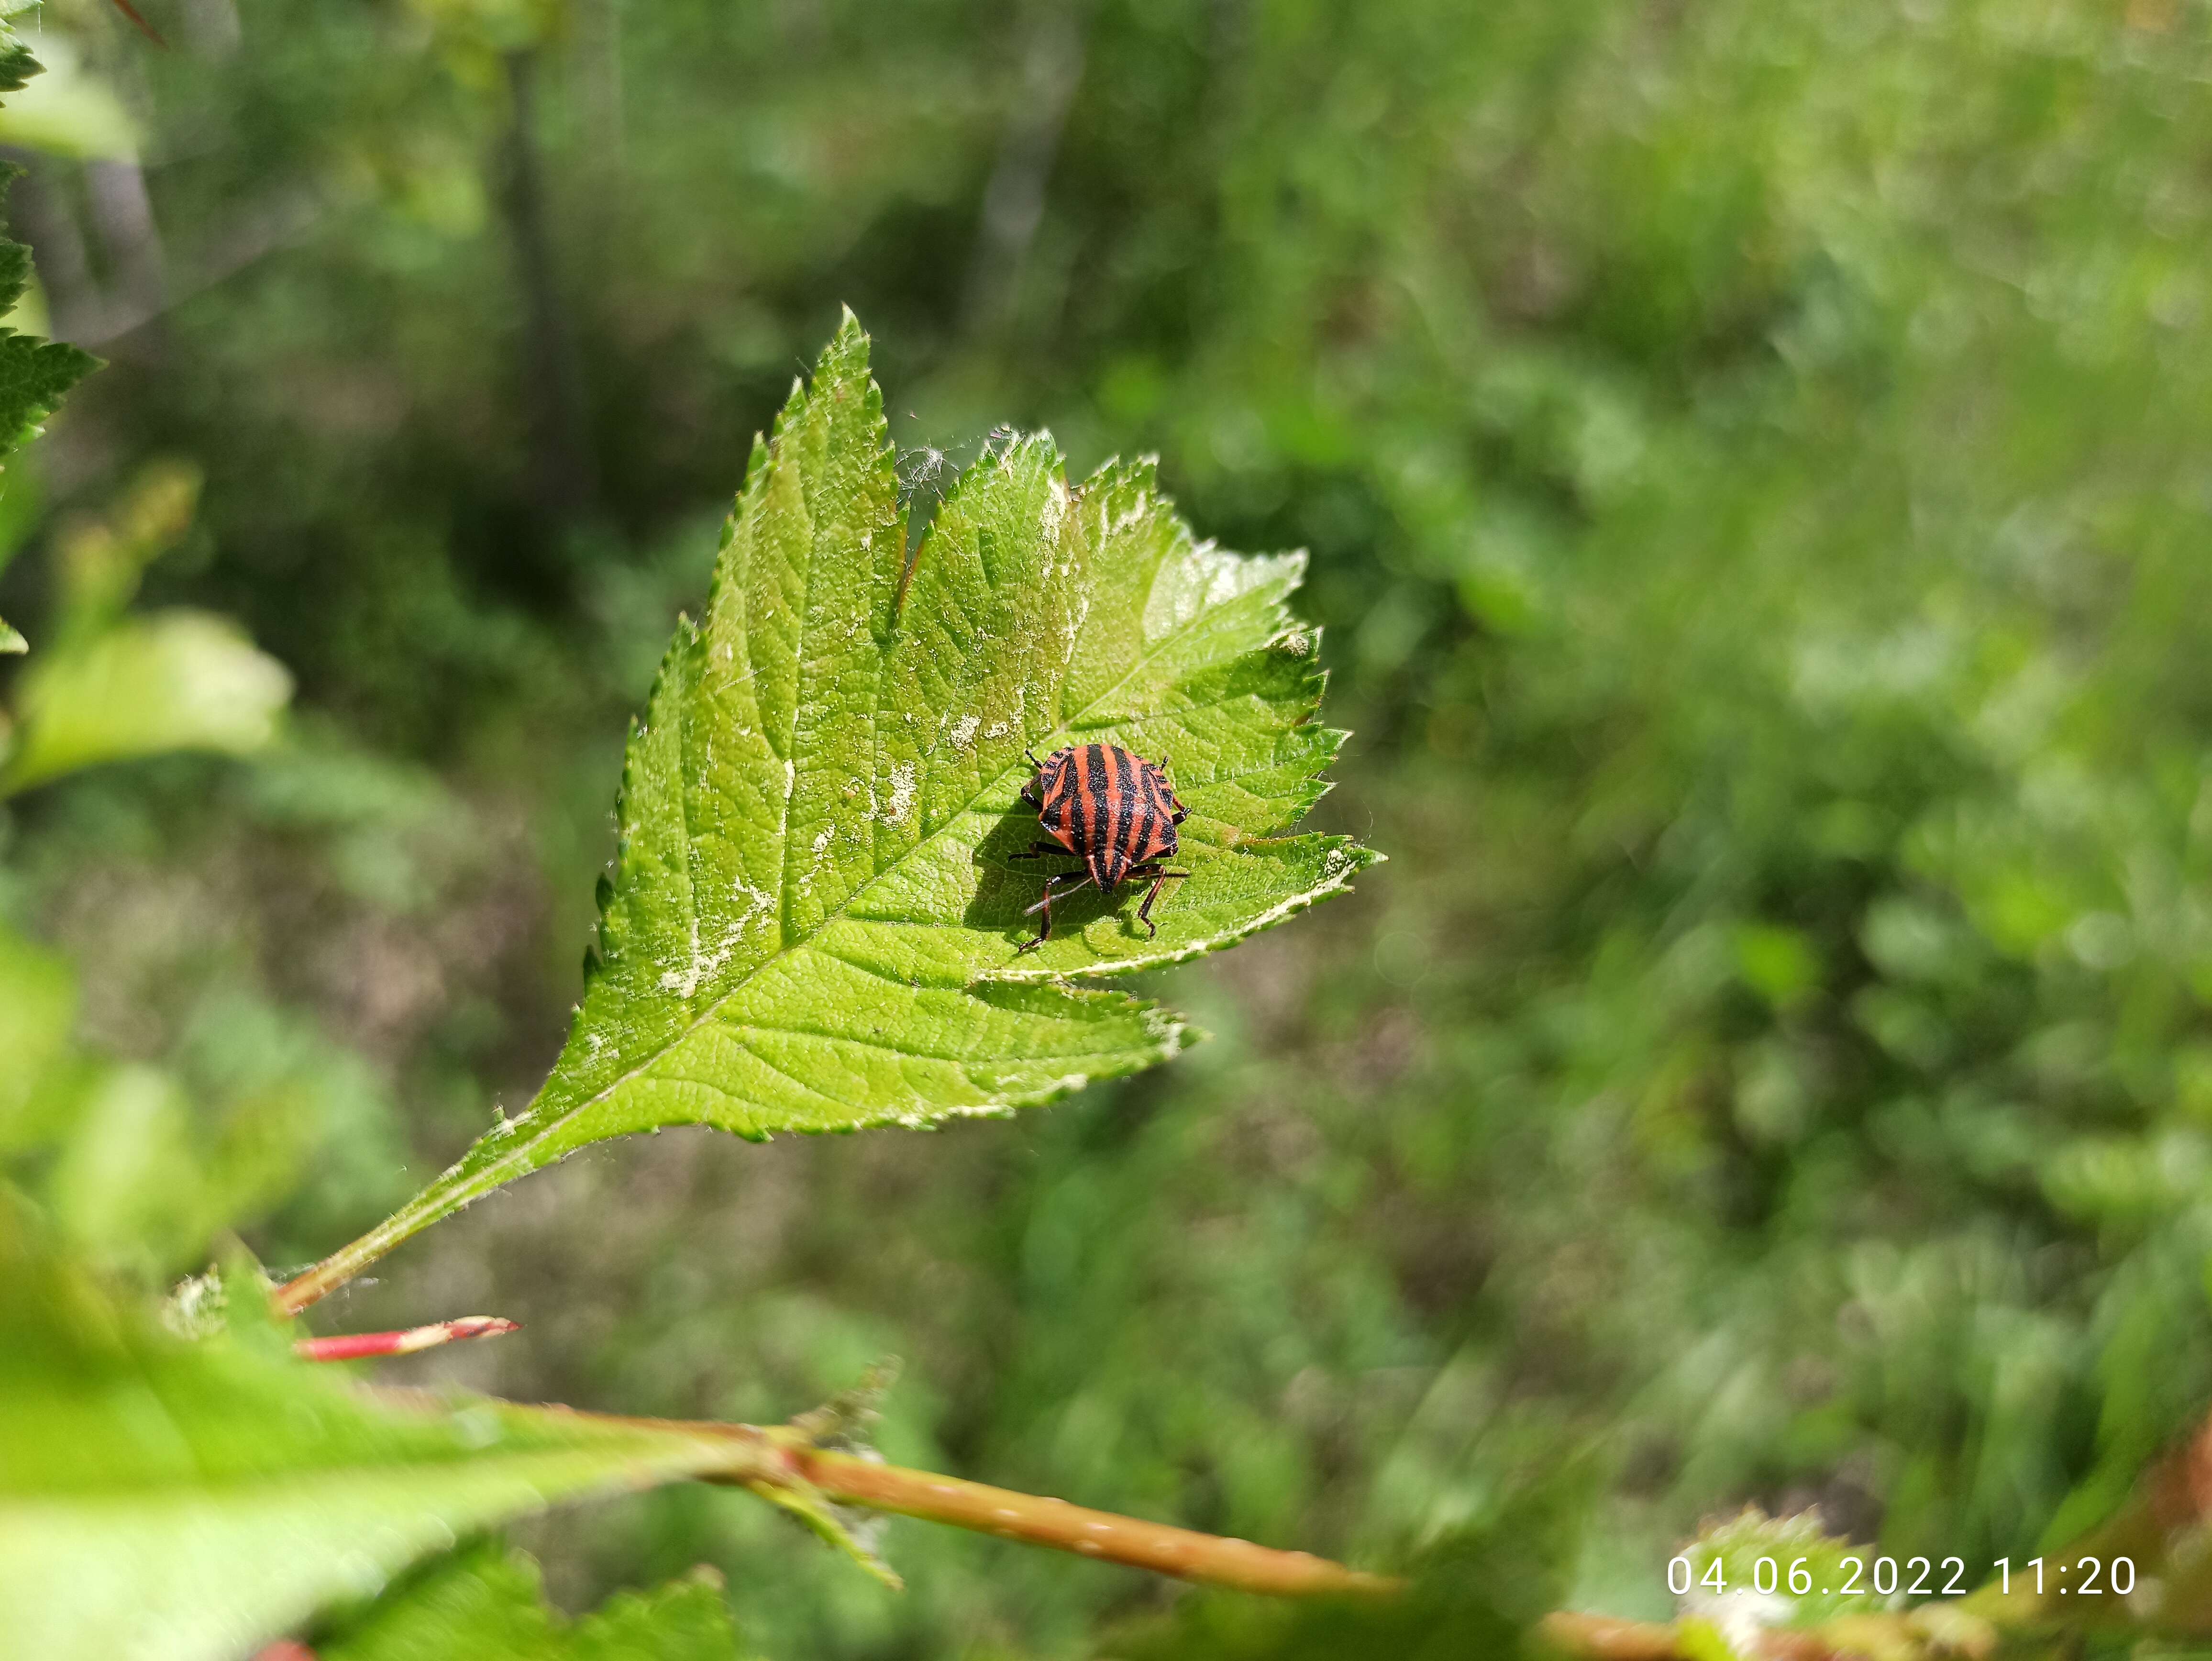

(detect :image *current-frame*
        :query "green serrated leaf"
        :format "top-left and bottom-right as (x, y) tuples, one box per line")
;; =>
(0, 33), (98, 654)
(333, 312), (1376, 1271)
(0, 165), (93, 451)
(0, 1203), (747, 1661)
(321, 1542), (743, 1661)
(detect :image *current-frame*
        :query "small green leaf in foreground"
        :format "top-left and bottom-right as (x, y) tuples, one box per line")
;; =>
(301, 312), (1375, 1294)
(0, 1209), (745, 1661)
(320, 1542), (743, 1661)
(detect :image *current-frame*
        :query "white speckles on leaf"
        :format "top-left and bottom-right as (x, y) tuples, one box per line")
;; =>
(883, 762), (918, 823)
(949, 714), (981, 748)
(657, 915), (747, 1000)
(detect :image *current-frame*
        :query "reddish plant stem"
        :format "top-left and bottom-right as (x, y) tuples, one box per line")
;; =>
(294, 1316), (519, 1362)
(105, 0), (169, 47)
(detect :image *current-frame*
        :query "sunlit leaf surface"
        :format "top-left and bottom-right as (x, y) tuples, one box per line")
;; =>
(336, 313), (1372, 1266)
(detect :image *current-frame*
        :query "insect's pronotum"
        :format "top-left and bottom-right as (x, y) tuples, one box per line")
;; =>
(1013, 743), (1190, 952)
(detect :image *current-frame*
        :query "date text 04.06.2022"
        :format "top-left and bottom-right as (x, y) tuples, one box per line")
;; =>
(1667, 1554), (2140, 1600)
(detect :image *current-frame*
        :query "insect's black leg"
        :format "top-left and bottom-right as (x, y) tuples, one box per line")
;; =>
(1016, 871), (1090, 953)
(1010, 840), (1077, 863)
(1133, 866), (1190, 938)
(1025, 871), (1091, 914)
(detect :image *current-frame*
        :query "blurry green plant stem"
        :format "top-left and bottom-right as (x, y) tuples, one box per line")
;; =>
(272, 1211), (462, 1317)
(382, 1393), (1402, 1601)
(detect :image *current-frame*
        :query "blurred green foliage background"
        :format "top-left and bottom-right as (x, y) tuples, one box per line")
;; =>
(5, 0), (2212, 1653)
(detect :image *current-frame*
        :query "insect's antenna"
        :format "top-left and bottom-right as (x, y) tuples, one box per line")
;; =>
(1025, 749), (1044, 770)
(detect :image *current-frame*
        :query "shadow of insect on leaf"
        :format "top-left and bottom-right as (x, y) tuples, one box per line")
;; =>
(962, 797), (1119, 947)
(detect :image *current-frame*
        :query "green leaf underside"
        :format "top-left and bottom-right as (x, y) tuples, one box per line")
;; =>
(369, 313), (1374, 1249)
(0, 1210), (738, 1661)
(321, 1543), (741, 1661)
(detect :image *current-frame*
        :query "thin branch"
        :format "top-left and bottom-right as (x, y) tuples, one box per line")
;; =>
(463, 1401), (1401, 1600)
(273, 1197), (458, 1316)
(295, 1316), (519, 1362)
(104, 0), (169, 48)
(788, 1443), (1399, 1598)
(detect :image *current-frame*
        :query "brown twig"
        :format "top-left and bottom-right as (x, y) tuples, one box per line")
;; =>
(787, 1443), (1399, 1598)
(469, 1402), (1401, 1600)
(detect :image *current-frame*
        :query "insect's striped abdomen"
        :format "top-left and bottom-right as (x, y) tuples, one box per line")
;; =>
(1030, 742), (1184, 892)
(1018, 742), (1190, 952)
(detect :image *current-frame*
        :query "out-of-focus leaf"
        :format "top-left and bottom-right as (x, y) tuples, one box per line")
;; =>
(0, 1205), (750, 1661)
(1674, 1508), (1888, 1639)
(44, 1064), (213, 1276)
(0, 921), (74, 1142)
(41, 1059), (324, 1281)
(320, 1543), (743, 1661)
(0, 609), (292, 793)
(53, 459), (202, 624)
(0, 33), (139, 159)
(319, 313), (1372, 1277)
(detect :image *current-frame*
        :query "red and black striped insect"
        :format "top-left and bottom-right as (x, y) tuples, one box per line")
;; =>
(1013, 743), (1189, 952)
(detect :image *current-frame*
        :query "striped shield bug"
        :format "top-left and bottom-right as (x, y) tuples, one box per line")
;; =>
(1013, 743), (1190, 952)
